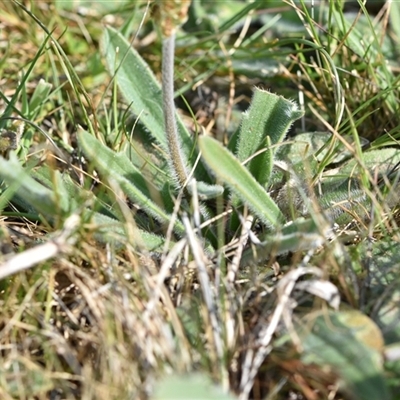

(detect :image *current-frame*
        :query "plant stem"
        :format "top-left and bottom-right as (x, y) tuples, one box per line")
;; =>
(162, 33), (188, 189)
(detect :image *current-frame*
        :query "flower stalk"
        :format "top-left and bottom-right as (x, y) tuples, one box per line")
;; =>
(158, 0), (191, 189)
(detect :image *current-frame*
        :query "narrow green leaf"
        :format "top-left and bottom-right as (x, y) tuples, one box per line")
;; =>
(236, 88), (303, 186)
(32, 165), (120, 220)
(318, 177), (371, 224)
(191, 180), (224, 200)
(78, 129), (185, 236)
(0, 32), (53, 131)
(199, 136), (284, 228)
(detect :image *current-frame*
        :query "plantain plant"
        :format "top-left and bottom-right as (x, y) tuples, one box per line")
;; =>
(2, 1), (400, 399)
(1, 1), (400, 259)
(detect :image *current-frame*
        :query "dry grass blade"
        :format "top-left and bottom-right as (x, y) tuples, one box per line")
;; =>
(227, 213), (253, 286)
(239, 266), (336, 400)
(0, 215), (80, 280)
(182, 214), (224, 365)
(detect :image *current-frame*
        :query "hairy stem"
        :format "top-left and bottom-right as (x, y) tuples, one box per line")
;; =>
(162, 33), (188, 188)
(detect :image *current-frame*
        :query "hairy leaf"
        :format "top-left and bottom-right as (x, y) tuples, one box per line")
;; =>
(78, 129), (185, 236)
(101, 26), (192, 156)
(199, 136), (284, 228)
(236, 88), (303, 186)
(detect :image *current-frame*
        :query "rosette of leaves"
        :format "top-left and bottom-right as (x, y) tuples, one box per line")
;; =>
(2, 24), (399, 257)
(0, 24), (304, 253)
(72, 26), (305, 249)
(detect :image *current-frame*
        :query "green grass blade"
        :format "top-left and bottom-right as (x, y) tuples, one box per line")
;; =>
(199, 136), (284, 228)
(0, 29), (52, 130)
(218, 1), (263, 32)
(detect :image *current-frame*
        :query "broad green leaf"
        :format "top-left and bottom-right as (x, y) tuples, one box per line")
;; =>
(101, 26), (192, 156)
(317, 176), (372, 224)
(271, 143), (397, 225)
(236, 88), (303, 186)
(153, 373), (236, 400)
(31, 165), (73, 212)
(32, 165), (121, 220)
(299, 310), (389, 400)
(341, 148), (400, 177)
(123, 117), (223, 199)
(199, 136), (284, 228)
(280, 132), (369, 167)
(78, 129), (186, 236)
(216, 49), (283, 79)
(275, 173), (372, 225)
(122, 124), (173, 189)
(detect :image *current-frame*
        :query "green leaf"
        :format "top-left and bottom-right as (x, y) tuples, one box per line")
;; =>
(78, 129), (185, 236)
(32, 165), (121, 220)
(236, 88), (303, 186)
(280, 132), (369, 168)
(0, 153), (68, 217)
(341, 147), (400, 176)
(298, 310), (389, 400)
(317, 176), (371, 224)
(0, 32), (53, 131)
(89, 211), (168, 252)
(153, 373), (236, 400)
(191, 180), (224, 200)
(355, 238), (400, 345)
(390, 0), (400, 46)
(199, 136), (284, 228)
(55, 0), (130, 13)
(240, 217), (326, 266)
(28, 78), (52, 119)
(101, 26), (192, 155)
